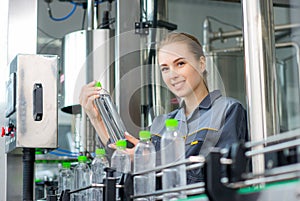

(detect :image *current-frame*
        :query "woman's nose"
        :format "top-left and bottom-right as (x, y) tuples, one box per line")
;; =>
(169, 68), (179, 79)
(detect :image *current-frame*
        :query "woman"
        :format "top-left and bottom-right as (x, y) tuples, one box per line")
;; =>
(79, 32), (248, 183)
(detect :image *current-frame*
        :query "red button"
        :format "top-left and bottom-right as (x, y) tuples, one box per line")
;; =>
(1, 127), (5, 137)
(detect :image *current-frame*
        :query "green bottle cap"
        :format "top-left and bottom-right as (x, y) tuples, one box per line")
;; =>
(96, 148), (106, 156)
(139, 130), (151, 140)
(95, 81), (102, 88)
(62, 162), (71, 169)
(165, 118), (178, 127)
(116, 139), (127, 148)
(78, 155), (87, 162)
(35, 179), (43, 183)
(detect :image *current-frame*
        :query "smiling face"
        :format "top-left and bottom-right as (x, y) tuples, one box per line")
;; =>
(158, 42), (207, 100)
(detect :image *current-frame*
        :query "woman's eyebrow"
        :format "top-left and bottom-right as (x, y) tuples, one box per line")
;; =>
(159, 57), (186, 67)
(173, 57), (185, 63)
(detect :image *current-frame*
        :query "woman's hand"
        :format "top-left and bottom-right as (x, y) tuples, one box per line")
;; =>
(108, 132), (139, 161)
(79, 80), (101, 120)
(79, 80), (110, 144)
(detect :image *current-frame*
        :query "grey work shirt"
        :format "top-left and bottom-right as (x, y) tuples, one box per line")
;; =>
(150, 90), (248, 183)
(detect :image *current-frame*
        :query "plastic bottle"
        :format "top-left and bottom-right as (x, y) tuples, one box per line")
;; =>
(74, 156), (90, 201)
(134, 131), (156, 201)
(161, 119), (187, 200)
(111, 139), (131, 200)
(58, 162), (74, 196)
(90, 148), (109, 201)
(94, 81), (126, 143)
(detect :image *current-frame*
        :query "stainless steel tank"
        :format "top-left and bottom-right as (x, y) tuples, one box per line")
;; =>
(60, 29), (114, 152)
(60, 29), (114, 114)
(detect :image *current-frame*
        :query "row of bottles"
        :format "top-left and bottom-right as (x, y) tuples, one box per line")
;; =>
(132, 119), (186, 201)
(58, 148), (109, 201)
(57, 118), (186, 200)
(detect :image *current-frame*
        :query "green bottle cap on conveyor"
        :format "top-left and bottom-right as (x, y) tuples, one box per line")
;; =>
(116, 139), (127, 148)
(95, 81), (102, 88)
(35, 179), (43, 183)
(139, 130), (151, 140)
(165, 118), (178, 127)
(96, 148), (106, 156)
(62, 162), (71, 169)
(78, 155), (87, 162)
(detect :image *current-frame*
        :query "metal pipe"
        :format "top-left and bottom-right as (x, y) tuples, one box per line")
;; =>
(86, 0), (96, 153)
(245, 127), (300, 148)
(133, 155), (205, 176)
(203, 17), (211, 53)
(276, 42), (300, 100)
(226, 172), (300, 189)
(276, 23), (300, 31)
(185, 163), (205, 171)
(87, 0), (95, 30)
(242, 0), (279, 175)
(210, 29), (242, 42)
(211, 47), (243, 53)
(276, 42), (300, 65)
(207, 23), (300, 43)
(131, 182), (205, 199)
(246, 138), (300, 157)
(244, 163), (300, 179)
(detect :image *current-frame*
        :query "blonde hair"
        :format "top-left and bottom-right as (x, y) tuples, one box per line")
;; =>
(158, 32), (208, 90)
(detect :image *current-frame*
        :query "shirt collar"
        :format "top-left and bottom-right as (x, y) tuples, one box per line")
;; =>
(199, 90), (222, 109)
(167, 90), (222, 121)
(166, 107), (186, 122)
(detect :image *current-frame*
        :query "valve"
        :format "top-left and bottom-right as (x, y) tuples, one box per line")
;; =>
(1, 123), (16, 137)
(1, 127), (5, 137)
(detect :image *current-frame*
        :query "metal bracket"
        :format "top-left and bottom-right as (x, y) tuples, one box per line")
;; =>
(205, 149), (239, 201)
(135, 21), (152, 35)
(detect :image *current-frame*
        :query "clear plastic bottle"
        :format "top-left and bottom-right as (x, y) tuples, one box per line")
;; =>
(58, 162), (74, 195)
(111, 139), (131, 200)
(161, 119), (187, 200)
(74, 155), (91, 201)
(90, 148), (109, 201)
(94, 81), (126, 143)
(134, 131), (156, 201)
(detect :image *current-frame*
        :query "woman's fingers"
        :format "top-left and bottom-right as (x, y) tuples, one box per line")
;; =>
(79, 81), (101, 106)
(124, 132), (139, 146)
(78, 80), (103, 120)
(87, 80), (97, 87)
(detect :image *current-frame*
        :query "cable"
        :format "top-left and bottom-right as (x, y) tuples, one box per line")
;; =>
(47, 2), (77, 21)
(97, 18), (115, 29)
(207, 16), (242, 31)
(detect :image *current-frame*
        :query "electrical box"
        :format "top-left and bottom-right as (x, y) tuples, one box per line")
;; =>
(4, 54), (58, 153)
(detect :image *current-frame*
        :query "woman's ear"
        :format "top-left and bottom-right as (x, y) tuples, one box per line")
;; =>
(199, 56), (206, 73)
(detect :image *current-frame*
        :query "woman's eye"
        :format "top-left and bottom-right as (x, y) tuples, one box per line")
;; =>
(177, 61), (185, 67)
(160, 67), (169, 72)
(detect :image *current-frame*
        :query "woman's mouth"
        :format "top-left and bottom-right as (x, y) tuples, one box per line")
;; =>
(172, 80), (185, 90)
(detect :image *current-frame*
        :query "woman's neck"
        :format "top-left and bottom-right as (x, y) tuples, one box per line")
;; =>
(184, 86), (208, 116)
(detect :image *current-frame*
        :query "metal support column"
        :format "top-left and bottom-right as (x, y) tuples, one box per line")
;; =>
(83, 0), (96, 153)
(242, 0), (279, 175)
